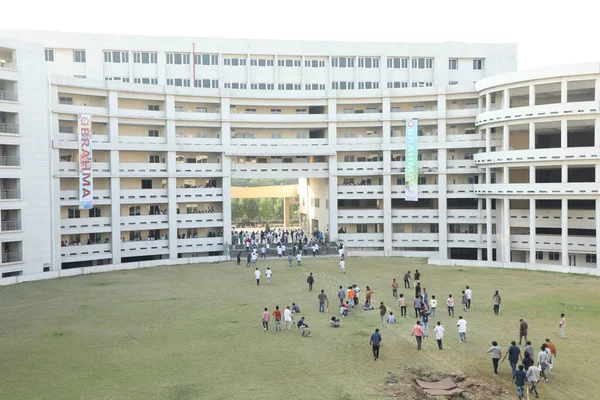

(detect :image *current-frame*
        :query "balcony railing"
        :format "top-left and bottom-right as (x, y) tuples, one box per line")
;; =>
(2, 251), (23, 263)
(1, 220), (22, 231)
(0, 90), (18, 102)
(0, 189), (20, 200)
(0, 123), (19, 134)
(0, 156), (20, 166)
(0, 60), (17, 70)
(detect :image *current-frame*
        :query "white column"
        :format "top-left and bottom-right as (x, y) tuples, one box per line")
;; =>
(478, 95), (484, 112)
(529, 122), (535, 149)
(561, 80), (568, 103)
(529, 85), (535, 106)
(328, 97), (337, 146)
(529, 199), (536, 264)
(109, 152), (121, 264)
(485, 128), (491, 152)
(383, 151), (392, 254)
(382, 97), (391, 145)
(438, 148), (448, 259)
(561, 198), (569, 266)
(221, 97), (231, 147)
(503, 88), (510, 109)
(561, 119), (568, 148)
(168, 174), (178, 259)
(486, 198), (493, 260)
(595, 118), (600, 147)
(562, 164), (568, 185)
(328, 155), (338, 244)
(221, 159), (232, 260)
(503, 198), (511, 262)
(503, 124), (510, 151)
(596, 198), (600, 270)
(485, 93), (491, 112)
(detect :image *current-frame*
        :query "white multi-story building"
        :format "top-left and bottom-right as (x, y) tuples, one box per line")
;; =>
(0, 30), (598, 282)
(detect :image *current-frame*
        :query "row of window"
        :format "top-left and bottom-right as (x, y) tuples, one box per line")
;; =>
(449, 59), (484, 70)
(233, 132), (310, 139)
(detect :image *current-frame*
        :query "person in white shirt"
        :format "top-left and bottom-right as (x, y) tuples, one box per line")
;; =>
(465, 286), (472, 309)
(338, 247), (344, 260)
(429, 296), (438, 317)
(277, 245), (283, 258)
(526, 364), (540, 398)
(457, 316), (468, 342)
(251, 252), (258, 266)
(296, 253), (302, 266)
(434, 321), (445, 350)
(260, 246), (266, 259)
(254, 268), (261, 285)
(265, 268), (273, 285)
(339, 259), (346, 274)
(283, 306), (294, 330)
(387, 312), (396, 324)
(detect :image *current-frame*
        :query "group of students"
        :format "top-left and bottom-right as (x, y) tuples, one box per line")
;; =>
(261, 303), (311, 335)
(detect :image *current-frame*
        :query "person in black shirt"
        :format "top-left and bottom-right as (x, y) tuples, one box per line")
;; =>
(307, 273), (314, 291)
(512, 365), (527, 400)
(403, 271), (412, 289)
(522, 351), (534, 370)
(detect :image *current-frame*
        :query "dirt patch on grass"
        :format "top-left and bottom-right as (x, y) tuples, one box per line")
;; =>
(381, 367), (511, 399)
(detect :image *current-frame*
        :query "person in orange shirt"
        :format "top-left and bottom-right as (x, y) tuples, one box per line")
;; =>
(365, 286), (374, 307)
(545, 338), (557, 368)
(347, 286), (355, 307)
(272, 306), (282, 332)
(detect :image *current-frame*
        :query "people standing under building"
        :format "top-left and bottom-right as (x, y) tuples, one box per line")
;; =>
(370, 328), (382, 360)
(519, 319), (528, 345)
(265, 268), (272, 285)
(379, 302), (387, 327)
(284, 306), (294, 330)
(262, 307), (270, 331)
(236, 251), (241, 266)
(287, 253), (293, 267)
(414, 269), (421, 284)
(318, 290), (328, 313)
(306, 272), (314, 291)
(337, 286), (346, 307)
(403, 270), (412, 289)
(493, 291), (502, 315)
(465, 286), (472, 309)
(254, 268), (261, 285)
(486, 341), (502, 375)
(392, 278), (399, 298)
(296, 252), (302, 266)
(502, 341), (522, 375)
(447, 294), (455, 317)
(398, 294), (407, 317)
(434, 321), (445, 350)
(272, 306), (282, 332)
(457, 316), (467, 342)
(559, 313), (566, 339)
(411, 320), (424, 350)
(429, 295), (437, 317)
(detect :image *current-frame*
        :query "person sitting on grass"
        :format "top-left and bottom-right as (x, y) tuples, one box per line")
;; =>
(302, 324), (311, 337)
(291, 303), (300, 313)
(340, 305), (349, 317)
(330, 317), (340, 328)
(297, 316), (306, 329)
(388, 312), (396, 324)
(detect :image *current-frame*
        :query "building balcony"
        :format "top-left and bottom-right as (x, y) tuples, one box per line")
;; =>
(447, 184), (475, 197)
(120, 214), (169, 230)
(177, 237), (226, 252)
(391, 209), (439, 221)
(392, 233), (439, 246)
(338, 209), (384, 223)
(60, 217), (111, 234)
(0, 156), (20, 167)
(231, 162), (329, 179)
(176, 213), (224, 228)
(119, 189), (168, 204)
(0, 90), (18, 102)
(337, 185), (384, 199)
(118, 136), (168, 145)
(510, 234), (596, 253)
(391, 160), (438, 173)
(391, 111), (437, 120)
(175, 136), (222, 148)
(337, 162), (384, 175)
(54, 104), (109, 117)
(447, 209), (491, 222)
(60, 243), (112, 262)
(447, 233), (483, 248)
(60, 189), (111, 205)
(54, 134), (110, 147)
(175, 163), (223, 176)
(509, 209), (594, 229)
(0, 123), (18, 134)
(0, 189), (20, 200)
(474, 183), (600, 197)
(446, 134), (483, 143)
(229, 113), (327, 123)
(228, 139), (331, 156)
(0, 59), (17, 70)
(475, 101), (597, 126)
(390, 135), (439, 145)
(121, 240), (169, 257)
(336, 137), (382, 146)
(473, 147), (600, 166)
(1, 251), (22, 264)
(118, 163), (168, 176)
(338, 233), (384, 248)
(117, 109), (166, 119)
(447, 159), (477, 171)
(336, 113), (383, 122)
(175, 187), (223, 202)
(175, 111), (221, 121)
(0, 219), (21, 232)
(57, 162), (110, 176)
(391, 185), (439, 198)
(446, 109), (478, 118)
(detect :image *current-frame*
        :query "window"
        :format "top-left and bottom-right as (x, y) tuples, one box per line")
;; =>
(196, 107), (208, 113)
(166, 78), (191, 87)
(343, 132), (355, 138)
(59, 97), (73, 105)
(411, 57), (433, 69)
(449, 59), (458, 70)
(134, 77), (158, 85)
(148, 155), (160, 163)
(277, 83), (301, 90)
(129, 206), (141, 216)
(332, 81), (355, 90)
(271, 132), (282, 139)
(59, 125), (74, 134)
(194, 54), (219, 65)
(133, 52), (158, 64)
(305, 83), (326, 90)
(250, 83), (275, 90)
(245, 109), (256, 114)
(314, 198), (320, 208)
(149, 205), (160, 215)
(295, 109), (307, 114)
(357, 224), (368, 233)
(73, 50), (86, 63)
(412, 105), (425, 112)
(430, 224), (439, 233)
(270, 109), (281, 114)
(305, 59), (326, 67)
(358, 57), (380, 68)
(449, 81), (459, 85)
(45, 49), (54, 62)
(147, 105), (159, 111)
(387, 81), (409, 89)
(549, 252), (560, 261)
(358, 81), (379, 89)
(166, 53), (190, 65)
(536, 251), (544, 260)
(411, 82), (433, 88)
(104, 51), (129, 63)
(418, 177), (426, 185)
(67, 208), (81, 219)
(194, 79), (219, 88)
(89, 207), (101, 218)
(224, 82), (247, 89)
(148, 129), (159, 137)
(104, 76), (130, 82)
(224, 57), (246, 66)
(586, 254), (597, 263)
(296, 132), (308, 139)
(473, 59), (483, 70)
(343, 155), (355, 162)
(332, 57), (355, 68)
(366, 107), (378, 113)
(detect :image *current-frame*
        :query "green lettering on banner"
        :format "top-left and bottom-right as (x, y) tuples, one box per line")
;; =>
(404, 119), (419, 201)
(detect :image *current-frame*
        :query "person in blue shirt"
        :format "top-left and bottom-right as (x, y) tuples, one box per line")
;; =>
(370, 328), (382, 361)
(502, 341), (522, 375)
(512, 365), (527, 400)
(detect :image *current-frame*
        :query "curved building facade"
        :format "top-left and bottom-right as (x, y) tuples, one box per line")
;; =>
(0, 30), (598, 282)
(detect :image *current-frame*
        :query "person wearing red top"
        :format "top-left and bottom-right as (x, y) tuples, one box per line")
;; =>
(262, 307), (270, 332)
(272, 306), (282, 332)
(411, 321), (424, 350)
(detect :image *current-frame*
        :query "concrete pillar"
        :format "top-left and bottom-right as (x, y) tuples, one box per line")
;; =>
(328, 97), (337, 146)
(561, 80), (568, 103)
(529, 85), (535, 106)
(109, 148), (121, 264)
(503, 198), (511, 262)
(596, 199), (600, 270)
(595, 118), (600, 147)
(561, 198), (569, 266)
(438, 167), (448, 260)
(503, 88), (510, 109)
(503, 124), (510, 151)
(561, 119), (568, 148)
(485, 128), (491, 152)
(167, 175), (178, 259)
(328, 155), (338, 243)
(478, 95), (483, 112)
(529, 199), (536, 264)
(221, 157), (232, 259)
(485, 93), (491, 112)
(529, 122), (535, 149)
(383, 150), (392, 254)
(486, 198), (493, 260)
(562, 164), (568, 184)
(529, 165), (535, 184)
(221, 97), (231, 147)
(382, 97), (391, 145)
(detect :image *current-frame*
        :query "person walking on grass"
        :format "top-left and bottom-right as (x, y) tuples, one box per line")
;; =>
(403, 270), (412, 289)
(545, 338), (557, 366)
(519, 319), (528, 345)
(487, 341), (502, 375)
(422, 288), (429, 309)
(429, 295), (437, 317)
(365, 286), (374, 308)
(392, 278), (399, 298)
(379, 302), (387, 327)
(236, 251), (241, 266)
(398, 294), (407, 317)
(559, 313), (566, 339)
(522, 351), (534, 371)
(262, 307), (270, 331)
(318, 290), (329, 313)
(246, 252), (251, 268)
(465, 286), (472, 309)
(411, 320), (424, 350)
(461, 290), (468, 312)
(307, 272), (314, 291)
(493, 290), (501, 315)
(370, 328), (382, 360)
(337, 286), (346, 307)
(447, 294), (455, 317)
(287, 253), (293, 267)
(414, 269), (421, 284)
(413, 295), (422, 318)
(457, 316), (467, 342)
(265, 268), (272, 285)
(339, 259), (346, 274)
(526, 362), (540, 398)
(537, 344), (550, 382)
(284, 306), (294, 330)
(254, 267), (261, 285)
(347, 286), (355, 308)
(272, 306), (282, 332)
(502, 341), (522, 375)
(434, 321), (445, 350)
(421, 309), (430, 337)
(512, 365), (527, 400)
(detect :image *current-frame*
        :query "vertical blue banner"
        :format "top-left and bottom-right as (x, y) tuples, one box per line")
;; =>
(405, 119), (418, 201)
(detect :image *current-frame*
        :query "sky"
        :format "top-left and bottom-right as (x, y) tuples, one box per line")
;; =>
(3, 0), (598, 70)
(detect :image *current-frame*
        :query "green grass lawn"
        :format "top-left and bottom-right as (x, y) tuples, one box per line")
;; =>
(0, 256), (598, 400)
